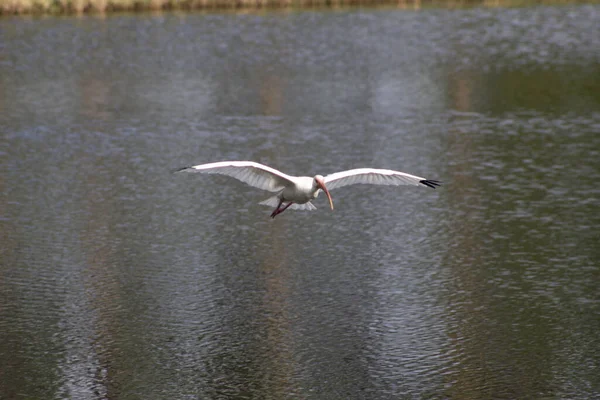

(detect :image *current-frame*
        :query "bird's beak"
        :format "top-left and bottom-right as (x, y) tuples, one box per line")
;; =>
(317, 178), (334, 211)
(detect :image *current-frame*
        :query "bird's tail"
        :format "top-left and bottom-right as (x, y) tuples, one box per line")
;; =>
(259, 196), (317, 211)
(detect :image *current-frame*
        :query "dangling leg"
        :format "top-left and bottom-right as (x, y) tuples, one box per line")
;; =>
(279, 202), (293, 215)
(270, 201), (293, 218)
(270, 199), (284, 218)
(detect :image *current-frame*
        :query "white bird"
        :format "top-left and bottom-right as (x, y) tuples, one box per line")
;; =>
(177, 161), (440, 218)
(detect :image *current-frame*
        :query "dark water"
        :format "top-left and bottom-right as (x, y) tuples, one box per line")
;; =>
(1, 5), (599, 399)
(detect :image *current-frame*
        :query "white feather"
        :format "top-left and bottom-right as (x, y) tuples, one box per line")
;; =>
(259, 196), (317, 210)
(289, 202), (317, 211)
(177, 161), (295, 192)
(324, 168), (428, 190)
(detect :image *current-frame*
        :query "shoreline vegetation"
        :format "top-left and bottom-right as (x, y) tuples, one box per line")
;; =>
(0, 0), (591, 15)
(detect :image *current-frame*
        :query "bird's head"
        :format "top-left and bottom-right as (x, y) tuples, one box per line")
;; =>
(314, 175), (334, 211)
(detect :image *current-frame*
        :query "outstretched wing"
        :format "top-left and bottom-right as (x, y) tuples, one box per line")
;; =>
(324, 168), (441, 190)
(177, 161), (295, 192)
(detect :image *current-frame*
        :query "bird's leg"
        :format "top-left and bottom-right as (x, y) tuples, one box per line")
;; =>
(279, 202), (293, 214)
(270, 202), (293, 218)
(270, 199), (284, 218)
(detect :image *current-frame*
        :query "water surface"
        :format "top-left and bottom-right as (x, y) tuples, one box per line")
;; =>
(1, 5), (599, 399)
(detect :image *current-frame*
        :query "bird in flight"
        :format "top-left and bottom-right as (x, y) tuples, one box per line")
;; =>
(177, 161), (441, 218)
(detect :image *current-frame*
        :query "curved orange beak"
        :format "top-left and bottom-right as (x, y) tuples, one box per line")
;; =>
(316, 177), (334, 211)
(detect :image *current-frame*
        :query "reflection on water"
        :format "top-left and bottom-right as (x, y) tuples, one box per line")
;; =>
(1, 5), (599, 399)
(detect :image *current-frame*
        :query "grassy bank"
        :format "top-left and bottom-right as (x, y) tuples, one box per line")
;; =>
(0, 0), (591, 15)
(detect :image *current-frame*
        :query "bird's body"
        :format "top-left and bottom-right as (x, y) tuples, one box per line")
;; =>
(177, 161), (440, 218)
(279, 176), (320, 204)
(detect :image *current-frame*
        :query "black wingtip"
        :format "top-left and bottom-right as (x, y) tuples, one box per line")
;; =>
(174, 166), (192, 173)
(420, 179), (442, 189)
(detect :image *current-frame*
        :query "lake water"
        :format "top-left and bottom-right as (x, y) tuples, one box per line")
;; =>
(1, 5), (599, 399)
